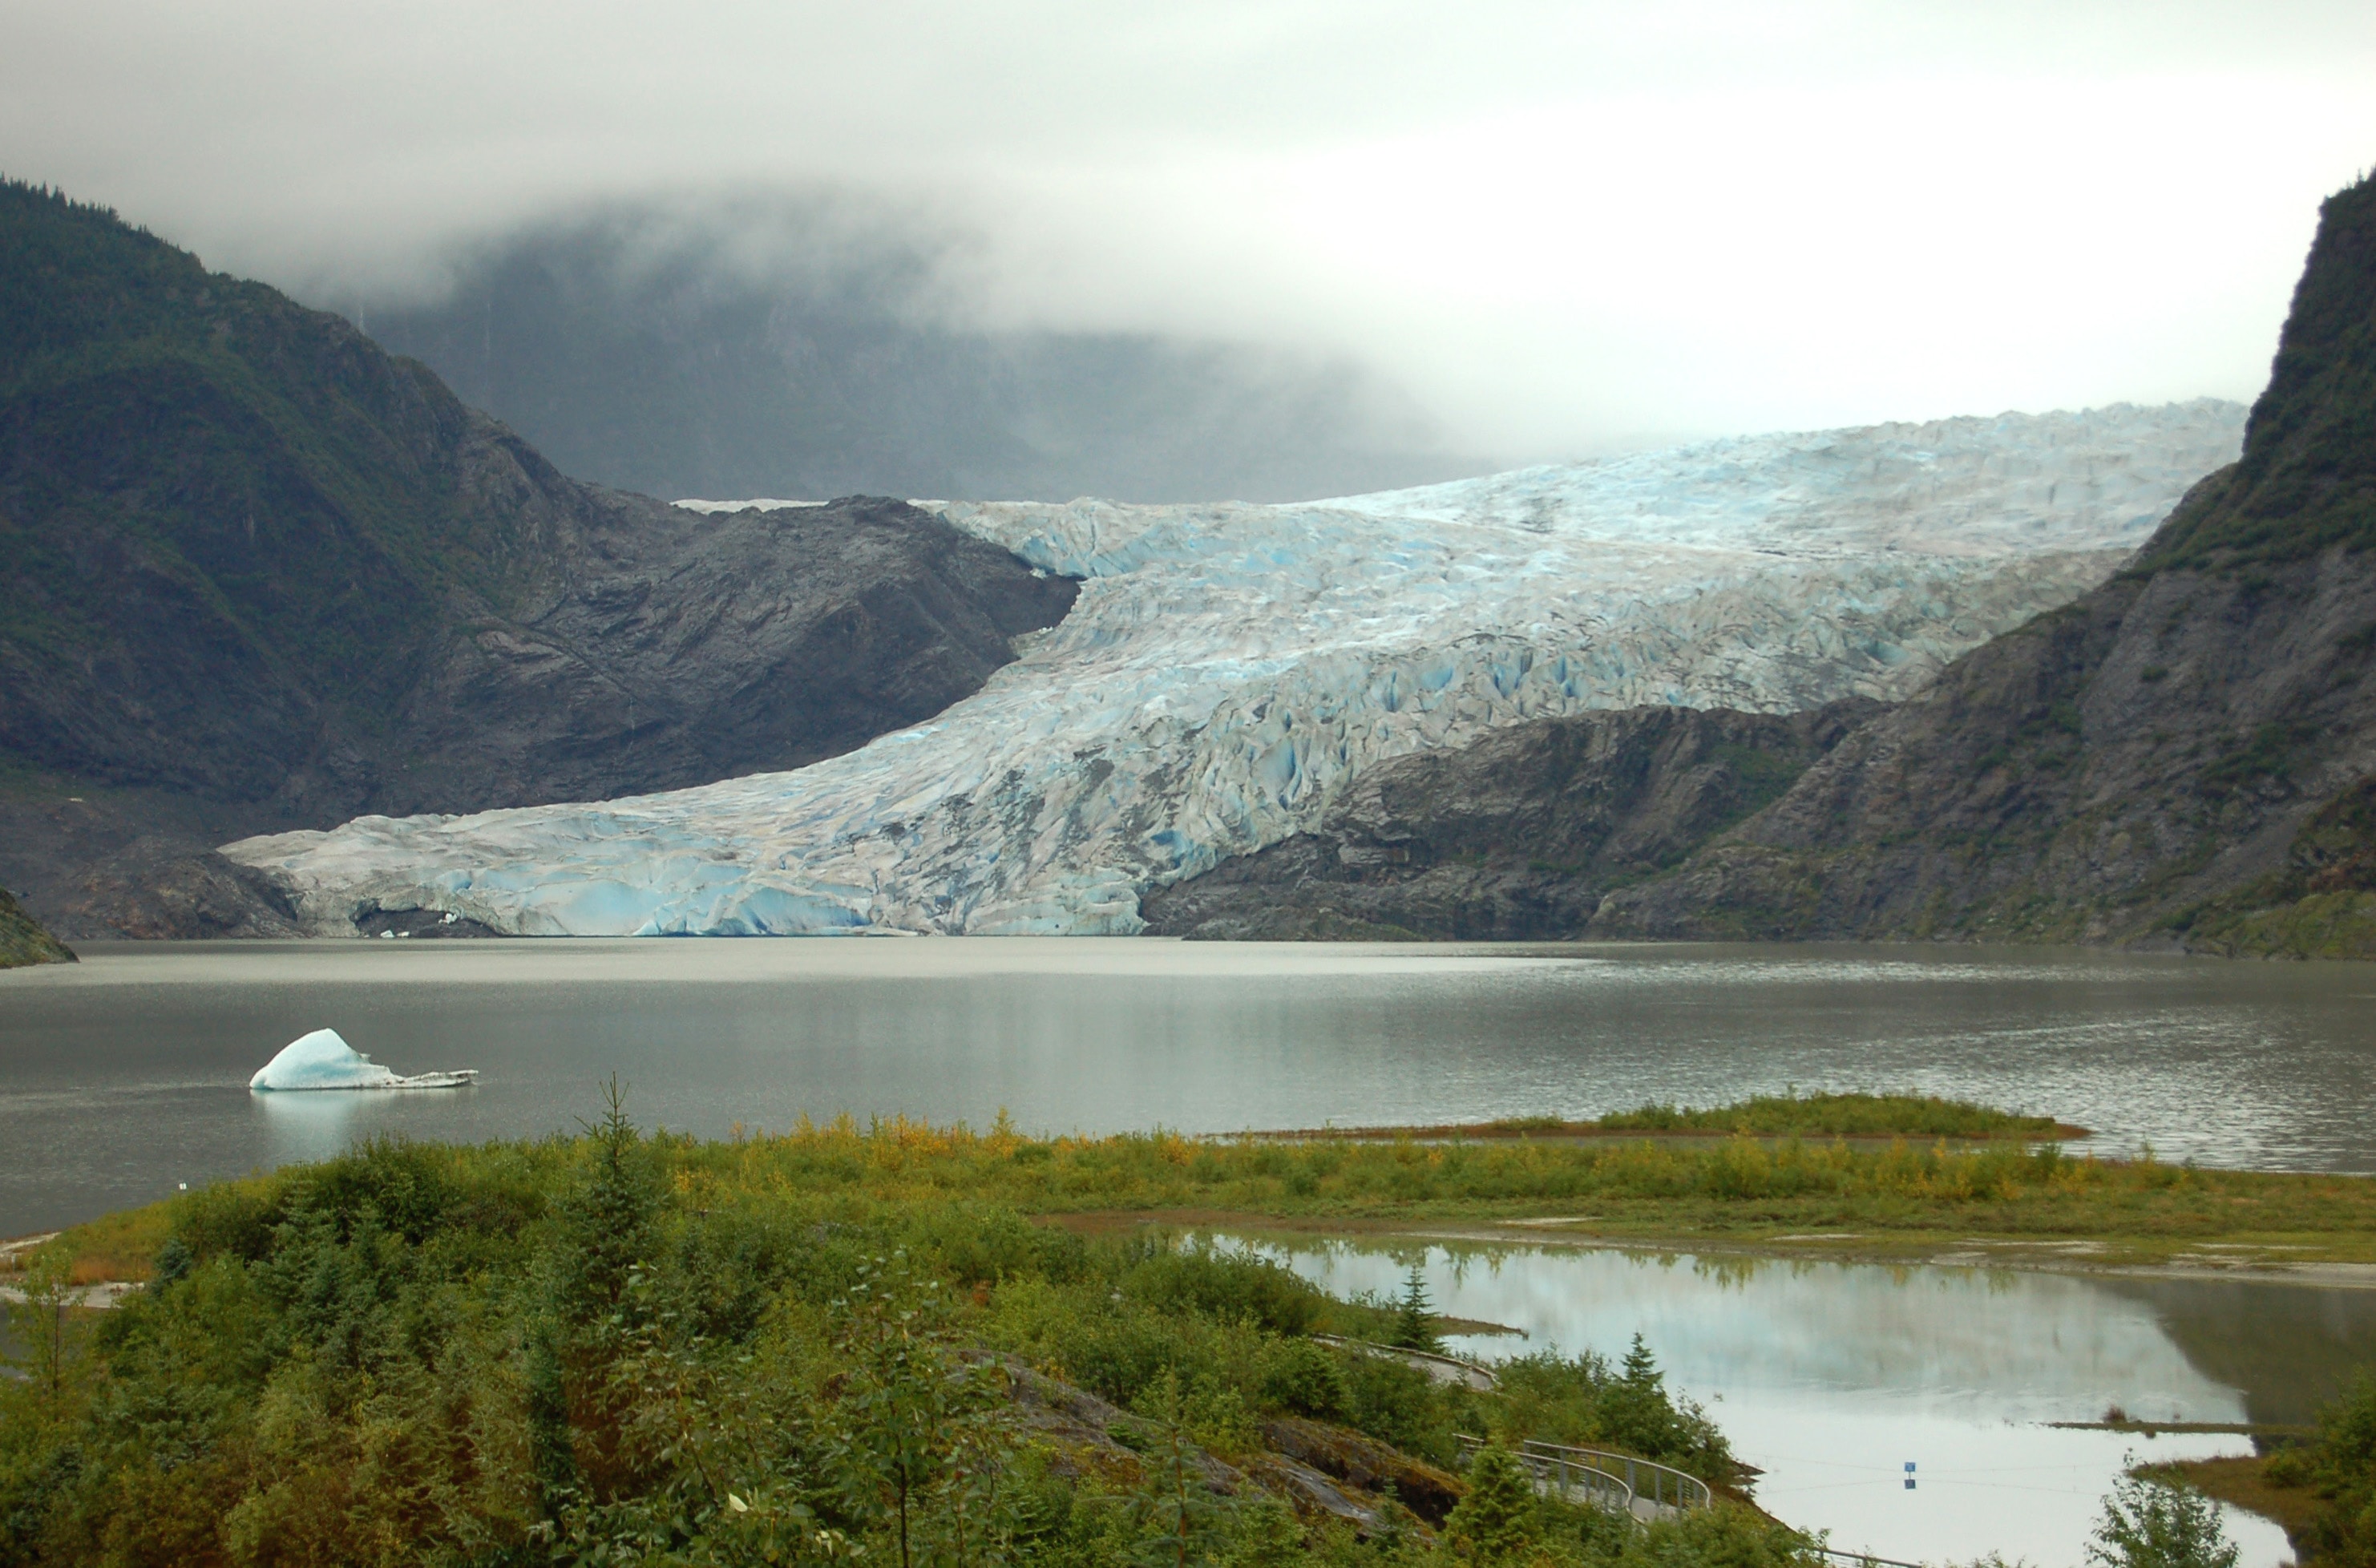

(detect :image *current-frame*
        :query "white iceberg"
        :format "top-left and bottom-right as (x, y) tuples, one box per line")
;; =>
(221, 402), (2247, 937)
(249, 1028), (478, 1092)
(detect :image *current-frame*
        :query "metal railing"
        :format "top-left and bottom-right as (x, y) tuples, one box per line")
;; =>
(1456, 1435), (1711, 1514)
(1311, 1334), (1501, 1391)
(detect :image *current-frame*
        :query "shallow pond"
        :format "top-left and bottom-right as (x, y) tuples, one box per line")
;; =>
(1225, 1233), (2374, 1567)
(4, 938), (2376, 1235)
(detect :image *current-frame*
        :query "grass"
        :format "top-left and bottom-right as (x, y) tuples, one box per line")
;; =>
(0, 885), (73, 968)
(20, 1097), (2372, 1287)
(1590, 1090), (2073, 1138)
(2144, 1456), (2325, 1538)
(8, 1096), (2370, 1562)
(1272, 1091), (2083, 1143)
(0, 1100), (1818, 1568)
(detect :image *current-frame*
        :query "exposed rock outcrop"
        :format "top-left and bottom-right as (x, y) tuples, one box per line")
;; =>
(0, 183), (1076, 936)
(1587, 173), (2376, 956)
(1142, 700), (1881, 940)
(1586, 553), (2376, 949)
(1150, 172), (2376, 957)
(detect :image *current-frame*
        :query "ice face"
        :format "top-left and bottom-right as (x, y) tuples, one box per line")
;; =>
(250, 1028), (406, 1090)
(221, 402), (2245, 937)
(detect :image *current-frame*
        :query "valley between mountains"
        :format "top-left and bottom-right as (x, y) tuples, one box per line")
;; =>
(6, 172), (2374, 959)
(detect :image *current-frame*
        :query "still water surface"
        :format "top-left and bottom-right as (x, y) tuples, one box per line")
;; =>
(6, 937), (2374, 1561)
(1230, 1234), (2376, 1568)
(4, 937), (2375, 1235)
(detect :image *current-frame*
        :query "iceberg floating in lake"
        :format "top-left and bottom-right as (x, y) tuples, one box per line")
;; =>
(249, 1028), (478, 1092)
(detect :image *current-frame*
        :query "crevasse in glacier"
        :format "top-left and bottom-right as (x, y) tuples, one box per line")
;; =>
(220, 401), (2245, 937)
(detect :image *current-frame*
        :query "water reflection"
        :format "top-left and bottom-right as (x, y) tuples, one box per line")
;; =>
(252, 1085), (463, 1167)
(1221, 1234), (2361, 1567)
(6, 937), (2376, 1232)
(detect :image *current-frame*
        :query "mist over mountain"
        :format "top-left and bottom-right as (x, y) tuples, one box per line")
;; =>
(345, 204), (1494, 506)
(0, 182), (1077, 939)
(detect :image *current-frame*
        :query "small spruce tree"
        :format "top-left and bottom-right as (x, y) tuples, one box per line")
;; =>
(1391, 1262), (1445, 1355)
(1448, 1445), (1539, 1564)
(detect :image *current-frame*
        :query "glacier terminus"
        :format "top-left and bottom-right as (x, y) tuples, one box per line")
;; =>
(221, 401), (2247, 937)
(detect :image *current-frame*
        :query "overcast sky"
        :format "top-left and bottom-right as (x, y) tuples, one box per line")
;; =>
(6, 0), (2372, 458)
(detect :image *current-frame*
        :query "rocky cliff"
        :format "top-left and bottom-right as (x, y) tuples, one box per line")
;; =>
(0, 183), (1077, 936)
(1147, 172), (2375, 956)
(216, 403), (2238, 937)
(1583, 173), (2376, 956)
(0, 883), (73, 966)
(1139, 700), (1881, 940)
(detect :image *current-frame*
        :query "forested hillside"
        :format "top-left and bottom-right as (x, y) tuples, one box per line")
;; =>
(0, 182), (1076, 936)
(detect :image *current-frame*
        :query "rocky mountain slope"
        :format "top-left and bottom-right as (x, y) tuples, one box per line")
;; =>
(1139, 698), (1881, 939)
(223, 403), (2241, 936)
(0, 183), (1076, 936)
(0, 883), (72, 967)
(1572, 173), (2376, 957)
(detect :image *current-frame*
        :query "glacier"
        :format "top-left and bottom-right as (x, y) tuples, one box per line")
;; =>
(222, 401), (2246, 938)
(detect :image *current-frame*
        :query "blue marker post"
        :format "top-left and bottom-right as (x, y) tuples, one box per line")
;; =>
(1904, 1462), (1917, 1491)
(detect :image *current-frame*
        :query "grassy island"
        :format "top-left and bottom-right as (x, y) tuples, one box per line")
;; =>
(1287, 1090), (2084, 1144)
(4, 1092), (2370, 1566)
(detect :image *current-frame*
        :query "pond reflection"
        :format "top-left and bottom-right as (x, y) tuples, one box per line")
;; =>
(1220, 1234), (2366, 1567)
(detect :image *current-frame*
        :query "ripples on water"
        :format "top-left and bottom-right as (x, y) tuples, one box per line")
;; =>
(2, 938), (2373, 1235)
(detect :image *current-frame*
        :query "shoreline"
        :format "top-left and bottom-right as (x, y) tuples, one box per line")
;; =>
(1046, 1209), (2376, 1289)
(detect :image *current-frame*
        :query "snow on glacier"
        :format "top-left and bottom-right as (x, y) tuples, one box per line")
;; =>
(222, 401), (2246, 937)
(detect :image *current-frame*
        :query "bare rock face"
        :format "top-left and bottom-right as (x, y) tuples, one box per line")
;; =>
(46, 839), (305, 940)
(1587, 555), (2376, 948)
(1249, 173), (2376, 958)
(1141, 699), (1881, 940)
(1591, 172), (2376, 956)
(0, 184), (1076, 937)
(365, 492), (1079, 818)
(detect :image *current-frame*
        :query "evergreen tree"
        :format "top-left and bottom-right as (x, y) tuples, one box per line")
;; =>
(1390, 1262), (1445, 1355)
(1447, 1445), (1539, 1563)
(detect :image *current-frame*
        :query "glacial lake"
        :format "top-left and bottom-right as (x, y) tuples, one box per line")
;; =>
(5, 936), (2373, 1562)
(4, 937), (2376, 1235)
(1226, 1232), (2373, 1568)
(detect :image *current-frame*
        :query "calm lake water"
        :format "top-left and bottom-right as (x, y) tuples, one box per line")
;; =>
(1228, 1233), (2375, 1568)
(6, 937), (2373, 1561)
(4, 937), (2376, 1235)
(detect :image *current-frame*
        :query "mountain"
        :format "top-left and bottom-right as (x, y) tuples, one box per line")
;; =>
(0, 883), (72, 967)
(1157, 174), (2376, 957)
(351, 205), (1493, 505)
(220, 403), (2242, 936)
(1138, 699), (1883, 940)
(1578, 172), (2376, 957)
(0, 182), (1077, 936)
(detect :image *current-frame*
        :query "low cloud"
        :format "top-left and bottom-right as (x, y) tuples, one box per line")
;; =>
(350, 196), (1491, 503)
(4, 0), (2372, 459)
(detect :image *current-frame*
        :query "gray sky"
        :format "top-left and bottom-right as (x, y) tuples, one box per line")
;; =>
(6, 0), (2372, 457)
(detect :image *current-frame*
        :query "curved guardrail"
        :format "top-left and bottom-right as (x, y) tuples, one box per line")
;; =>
(1457, 1435), (1712, 1516)
(1542, 1440), (1711, 1512)
(1311, 1333), (1500, 1391)
(1501, 1441), (1635, 1515)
